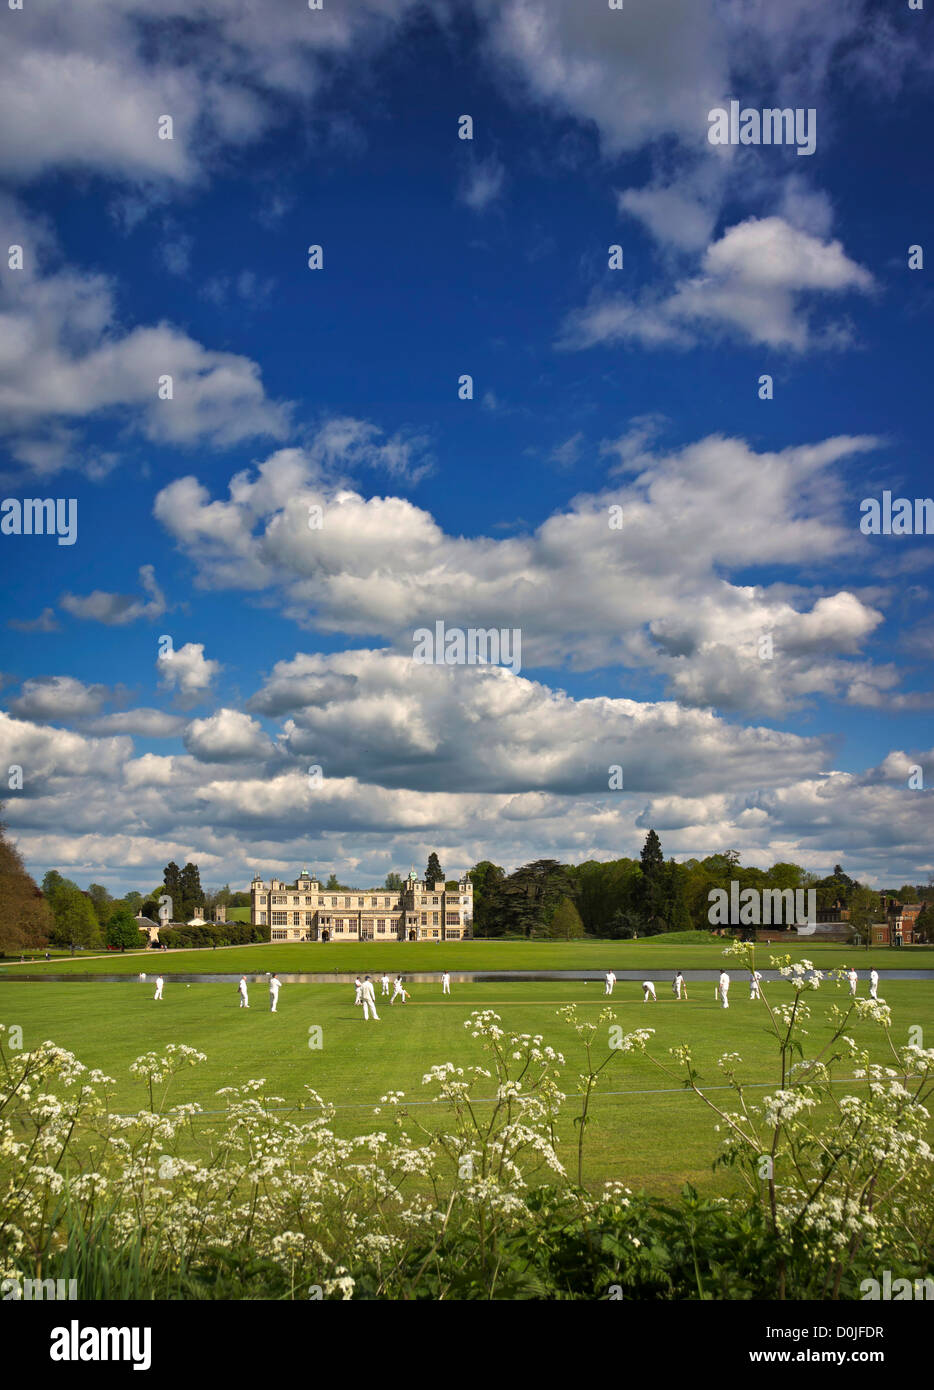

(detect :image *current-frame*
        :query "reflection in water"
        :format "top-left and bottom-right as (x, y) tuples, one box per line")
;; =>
(0, 968), (930, 985)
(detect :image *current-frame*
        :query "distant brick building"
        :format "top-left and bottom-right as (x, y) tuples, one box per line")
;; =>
(250, 868), (473, 943)
(872, 903), (925, 946)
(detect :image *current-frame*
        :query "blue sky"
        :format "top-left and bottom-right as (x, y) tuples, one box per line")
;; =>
(0, 0), (932, 895)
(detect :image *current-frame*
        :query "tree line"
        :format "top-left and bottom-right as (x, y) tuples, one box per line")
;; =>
(0, 810), (930, 953)
(466, 835), (932, 941)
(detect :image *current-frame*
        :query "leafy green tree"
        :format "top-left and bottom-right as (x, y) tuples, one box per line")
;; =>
(848, 886), (881, 949)
(468, 861), (505, 937)
(548, 896), (585, 939)
(325, 872), (341, 890)
(767, 862), (806, 892)
(425, 852), (444, 886)
(49, 884), (101, 948)
(179, 862), (203, 921)
(384, 872), (403, 891)
(570, 858), (642, 937)
(606, 906), (641, 939)
(41, 870), (69, 908)
(816, 864), (857, 911)
(660, 859), (693, 933)
(0, 815), (52, 952)
(637, 830), (667, 934)
(162, 862), (183, 916)
(640, 830), (663, 877)
(498, 860), (573, 938)
(106, 908), (145, 949)
(87, 883), (113, 927)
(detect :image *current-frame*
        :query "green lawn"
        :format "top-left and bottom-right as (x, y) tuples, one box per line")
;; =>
(2, 976), (929, 1197)
(1, 937), (926, 976)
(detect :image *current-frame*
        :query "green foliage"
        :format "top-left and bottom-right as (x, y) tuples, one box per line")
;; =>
(0, 817), (52, 953)
(105, 909), (146, 949)
(425, 852), (444, 886)
(548, 896), (585, 939)
(467, 861), (505, 937)
(848, 885), (881, 945)
(44, 878), (101, 948)
(639, 930), (723, 944)
(179, 863), (203, 921)
(496, 860), (574, 938)
(157, 922), (270, 949)
(162, 862), (182, 911)
(86, 884), (114, 927)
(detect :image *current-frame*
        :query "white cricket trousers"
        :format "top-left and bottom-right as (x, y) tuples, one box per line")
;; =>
(363, 1000), (380, 1020)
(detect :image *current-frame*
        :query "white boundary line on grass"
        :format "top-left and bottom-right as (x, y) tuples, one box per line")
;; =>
(118, 1073), (909, 1119)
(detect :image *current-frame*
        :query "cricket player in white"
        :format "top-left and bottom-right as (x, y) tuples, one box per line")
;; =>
(847, 967), (858, 996)
(749, 970), (763, 1000)
(238, 975), (249, 1009)
(673, 971), (686, 1000)
(605, 971), (616, 996)
(153, 975), (164, 1001)
(270, 974), (282, 1013)
(360, 975), (380, 1021)
(642, 980), (656, 1002)
(869, 968), (879, 1000)
(353, 976), (363, 1006)
(391, 976), (408, 1004)
(380, 973), (390, 997)
(718, 970), (730, 1008)
(442, 972), (451, 995)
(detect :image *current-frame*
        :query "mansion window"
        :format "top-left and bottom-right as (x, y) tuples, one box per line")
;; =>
(272, 912), (287, 926)
(446, 914), (460, 926)
(271, 929), (287, 940)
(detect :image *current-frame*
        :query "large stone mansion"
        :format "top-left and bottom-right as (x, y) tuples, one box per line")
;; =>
(250, 868), (473, 943)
